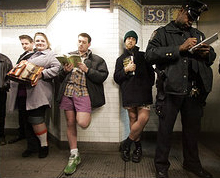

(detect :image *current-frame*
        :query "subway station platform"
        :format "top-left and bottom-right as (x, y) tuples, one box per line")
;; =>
(0, 134), (220, 178)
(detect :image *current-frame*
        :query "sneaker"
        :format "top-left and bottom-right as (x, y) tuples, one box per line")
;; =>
(0, 137), (7, 146)
(64, 154), (81, 175)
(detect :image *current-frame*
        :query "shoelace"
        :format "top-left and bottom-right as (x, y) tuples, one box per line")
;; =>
(68, 155), (76, 166)
(134, 147), (142, 155)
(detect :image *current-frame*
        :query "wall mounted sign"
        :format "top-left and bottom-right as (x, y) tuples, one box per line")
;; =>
(143, 5), (181, 25)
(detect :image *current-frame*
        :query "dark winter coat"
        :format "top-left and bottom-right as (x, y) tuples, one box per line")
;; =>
(0, 53), (13, 90)
(57, 50), (109, 108)
(145, 21), (216, 96)
(114, 46), (155, 107)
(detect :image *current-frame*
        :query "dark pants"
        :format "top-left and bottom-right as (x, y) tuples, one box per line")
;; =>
(25, 121), (40, 151)
(18, 96), (40, 151)
(17, 96), (26, 137)
(155, 94), (203, 172)
(0, 89), (7, 137)
(26, 105), (48, 150)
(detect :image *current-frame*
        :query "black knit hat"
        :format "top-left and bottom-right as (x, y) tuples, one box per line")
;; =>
(124, 30), (138, 43)
(183, 0), (208, 21)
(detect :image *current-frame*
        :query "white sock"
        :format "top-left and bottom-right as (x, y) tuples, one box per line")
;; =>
(70, 148), (78, 156)
(36, 129), (48, 147)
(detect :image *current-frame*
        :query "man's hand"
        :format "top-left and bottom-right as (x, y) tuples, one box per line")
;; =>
(78, 62), (88, 73)
(124, 61), (136, 73)
(63, 63), (73, 72)
(179, 37), (197, 52)
(194, 43), (210, 58)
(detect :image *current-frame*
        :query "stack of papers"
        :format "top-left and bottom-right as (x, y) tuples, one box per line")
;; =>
(189, 32), (218, 53)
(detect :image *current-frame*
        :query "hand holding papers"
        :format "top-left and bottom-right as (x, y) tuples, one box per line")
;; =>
(123, 56), (136, 75)
(189, 32), (218, 53)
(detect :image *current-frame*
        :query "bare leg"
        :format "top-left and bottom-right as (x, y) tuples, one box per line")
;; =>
(65, 110), (91, 150)
(76, 112), (91, 129)
(32, 122), (47, 133)
(65, 110), (77, 150)
(128, 107), (150, 141)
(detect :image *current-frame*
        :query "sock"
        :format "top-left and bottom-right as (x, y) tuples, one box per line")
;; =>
(125, 137), (133, 147)
(70, 148), (78, 156)
(36, 129), (48, 147)
(134, 140), (141, 149)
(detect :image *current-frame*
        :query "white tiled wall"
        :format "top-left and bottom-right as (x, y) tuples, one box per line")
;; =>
(45, 9), (121, 142)
(1, 4), (183, 143)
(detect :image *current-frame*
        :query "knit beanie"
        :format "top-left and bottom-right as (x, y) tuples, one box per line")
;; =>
(124, 30), (138, 43)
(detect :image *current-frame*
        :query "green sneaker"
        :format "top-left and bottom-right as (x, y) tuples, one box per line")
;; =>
(64, 154), (81, 175)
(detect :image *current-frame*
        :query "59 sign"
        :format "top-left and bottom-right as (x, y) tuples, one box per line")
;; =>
(144, 7), (168, 24)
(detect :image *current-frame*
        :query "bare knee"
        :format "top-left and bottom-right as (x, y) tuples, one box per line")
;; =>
(78, 119), (90, 129)
(138, 116), (149, 127)
(76, 112), (91, 129)
(66, 118), (76, 128)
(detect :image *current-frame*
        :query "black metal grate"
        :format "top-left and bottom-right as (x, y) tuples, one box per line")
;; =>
(90, 0), (111, 9)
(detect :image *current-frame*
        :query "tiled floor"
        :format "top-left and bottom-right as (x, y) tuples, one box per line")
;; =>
(0, 135), (220, 178)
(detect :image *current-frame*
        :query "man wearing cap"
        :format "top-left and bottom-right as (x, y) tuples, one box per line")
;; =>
(114, 30), (155, 163)
(145, 0), (216, 178)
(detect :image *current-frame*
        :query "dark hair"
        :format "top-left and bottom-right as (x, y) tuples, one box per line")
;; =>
(34, 32), (51, 49)
(19, 35), (33, 43)
(78, 33), (92, 43)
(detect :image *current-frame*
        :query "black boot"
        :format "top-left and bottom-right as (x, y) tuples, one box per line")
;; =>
(183, 166), (213, 178)
(119, 137), (133, 162)
(132, 141), (142, 163)
(38, 146), (49, 158)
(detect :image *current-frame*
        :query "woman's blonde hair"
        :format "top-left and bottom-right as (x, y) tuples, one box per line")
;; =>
(34, 32), (51, 49)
